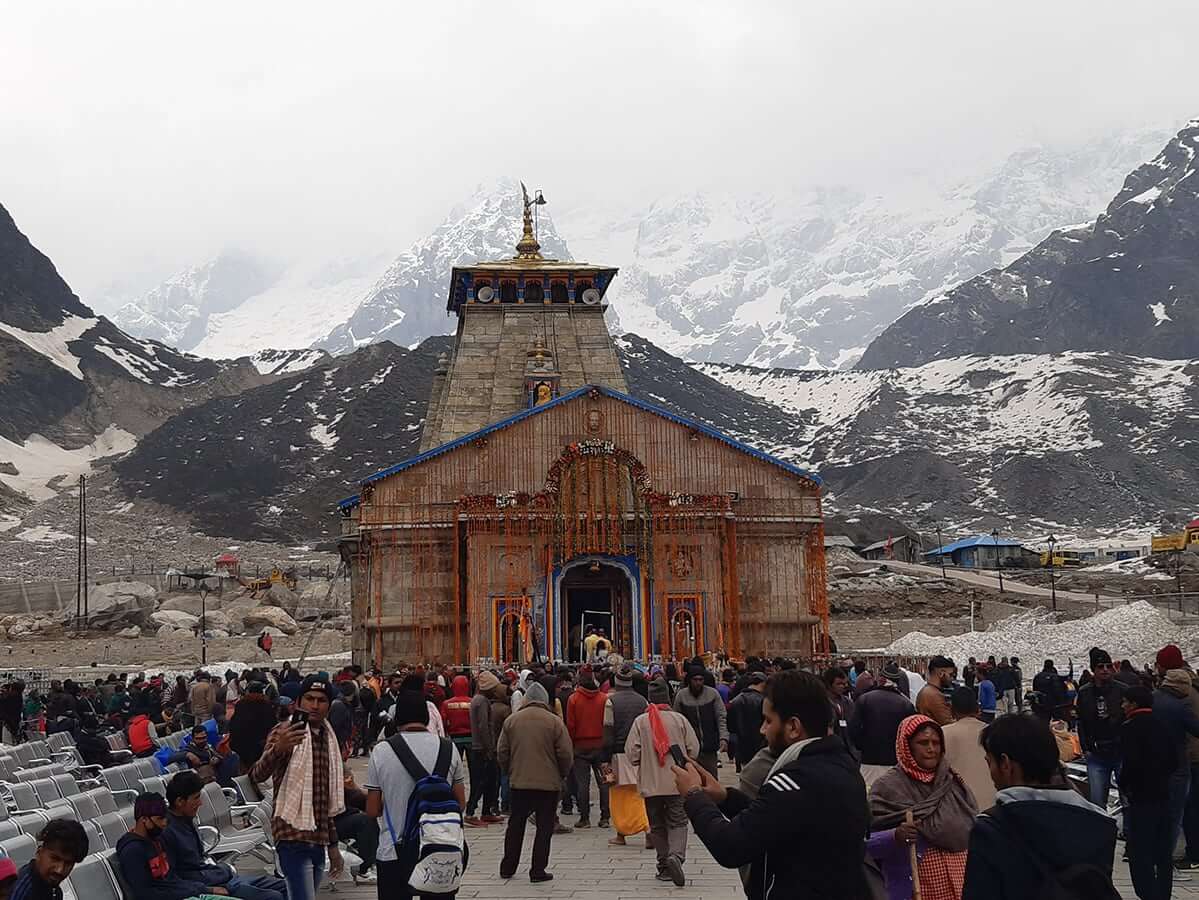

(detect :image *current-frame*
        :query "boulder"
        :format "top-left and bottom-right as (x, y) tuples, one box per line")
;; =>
(242, 606), (299, 635)
(262, 626), (287, 637)
(262, 583), (299, 614)
(116, 625), (141, 639)
(205, 629), (231, 639)
(157, 595), (206, 617)
(8, 617), (38, 638)
(86, 580), (157, 630)
(150, 610), (199, 630)
(199, 610), (234, 634)
(294, 580), (350, 619)
(156, 624), (189, 638)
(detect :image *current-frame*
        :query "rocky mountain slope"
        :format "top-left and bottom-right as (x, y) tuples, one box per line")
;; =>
(106, 132), (1166, 370)
(113, 338), (451, 541)
(859, 120), (1199, 369)
(0, 203), (268, 515)
(697, 351), (1199, 536)
(100, 328), (1199, 543)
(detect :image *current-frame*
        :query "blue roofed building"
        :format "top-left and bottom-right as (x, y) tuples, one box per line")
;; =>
(923, 535), (1038, 569)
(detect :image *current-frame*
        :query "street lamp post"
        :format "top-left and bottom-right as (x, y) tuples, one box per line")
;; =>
(200, 584), (209, 666)
(991, 528), (1004, 593)
(936, 525), (947, 581)
(1047, 534), (1057, 611)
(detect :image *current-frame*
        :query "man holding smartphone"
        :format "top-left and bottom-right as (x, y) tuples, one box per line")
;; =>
(252, 674), (346, 900)
(625, 677), (700, 886)
(672, 670), (869, 899)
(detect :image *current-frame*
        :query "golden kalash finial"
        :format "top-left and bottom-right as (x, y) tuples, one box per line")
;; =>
(515, 181), (545, 259)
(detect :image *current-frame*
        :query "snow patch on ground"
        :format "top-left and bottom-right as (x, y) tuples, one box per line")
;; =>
(888, 601), (1194, 665)
(250, 349), (327, 376)
(1149, 302), (1172, 326)
(0, 315), (98, 380)
(15, 525), (74, 543)
(0, 426), (138, 502)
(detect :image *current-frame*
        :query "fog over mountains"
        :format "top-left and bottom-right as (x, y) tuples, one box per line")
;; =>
(108, 132), (1167, 371)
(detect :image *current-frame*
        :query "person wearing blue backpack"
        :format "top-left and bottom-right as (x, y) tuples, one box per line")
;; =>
(366, 690), (467, 899)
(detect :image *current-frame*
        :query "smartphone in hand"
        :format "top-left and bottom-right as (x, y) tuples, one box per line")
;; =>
(290, 709), (310, 727)
(669, 744), (687, 768)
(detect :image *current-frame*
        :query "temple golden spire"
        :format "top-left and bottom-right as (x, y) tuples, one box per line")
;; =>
(515, 181), (544, 260)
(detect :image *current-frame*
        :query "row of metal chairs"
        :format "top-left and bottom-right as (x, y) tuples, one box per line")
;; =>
(60, 849), (132, 900)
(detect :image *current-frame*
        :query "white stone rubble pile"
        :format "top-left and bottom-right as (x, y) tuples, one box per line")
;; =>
(886, 601), (1199, 665)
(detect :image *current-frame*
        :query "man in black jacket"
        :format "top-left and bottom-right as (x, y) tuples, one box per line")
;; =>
(1076, 646), (1125, 808)
(962, 714), (1117, 900)
(163, 771), (286, 900)
(848, 674), (914, 770)
(1119, 686), (1179, 900)
(1030, 660), (1067, 719)
(673, 669), (869, 899)
(728, 672), (767, 770)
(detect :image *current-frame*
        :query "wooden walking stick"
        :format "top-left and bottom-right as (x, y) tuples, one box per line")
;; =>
(906, 810), (922, 900)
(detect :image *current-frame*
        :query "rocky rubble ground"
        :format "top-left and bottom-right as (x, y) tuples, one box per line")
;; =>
(0, 574), (351, 651)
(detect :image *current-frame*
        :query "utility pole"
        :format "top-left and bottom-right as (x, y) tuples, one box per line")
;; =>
(74, 475), (89, 630)
(936, 525), (947, 581)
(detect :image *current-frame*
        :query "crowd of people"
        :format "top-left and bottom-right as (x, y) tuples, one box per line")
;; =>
(1, 642), (1196, 899)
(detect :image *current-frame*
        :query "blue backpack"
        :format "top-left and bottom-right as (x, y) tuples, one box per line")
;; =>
(384, 734), (468, 893)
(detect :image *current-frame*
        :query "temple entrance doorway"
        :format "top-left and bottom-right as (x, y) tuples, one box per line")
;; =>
(562, 560), (634, 662)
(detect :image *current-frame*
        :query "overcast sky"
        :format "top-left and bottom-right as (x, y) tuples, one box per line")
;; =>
(2, 0), (1197, 302)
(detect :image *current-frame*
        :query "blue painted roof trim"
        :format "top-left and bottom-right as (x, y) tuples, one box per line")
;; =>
(353, 383), (821, 491)
(338, 494), (361, 510)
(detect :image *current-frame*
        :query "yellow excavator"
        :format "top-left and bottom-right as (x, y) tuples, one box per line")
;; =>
(241, 566), (298, 593)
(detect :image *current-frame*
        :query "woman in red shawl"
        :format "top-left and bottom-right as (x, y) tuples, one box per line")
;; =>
(867, 714), (978, 900)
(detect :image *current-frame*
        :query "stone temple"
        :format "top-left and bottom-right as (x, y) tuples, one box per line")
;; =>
(339, 186), (828, 667)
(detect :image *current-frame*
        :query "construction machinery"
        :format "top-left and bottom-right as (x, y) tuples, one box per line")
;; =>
(1039, 549), (1083, 568)
(1152, 519), (1199, 554)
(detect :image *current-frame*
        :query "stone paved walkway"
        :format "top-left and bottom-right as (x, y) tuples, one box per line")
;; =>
(247, 758), (1179, 899)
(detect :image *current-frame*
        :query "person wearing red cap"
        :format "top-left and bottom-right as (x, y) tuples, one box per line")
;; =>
(1153, 643), (1199, 882)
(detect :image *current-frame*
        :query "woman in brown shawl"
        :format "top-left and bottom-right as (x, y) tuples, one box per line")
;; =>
(868, 713), (978, 900)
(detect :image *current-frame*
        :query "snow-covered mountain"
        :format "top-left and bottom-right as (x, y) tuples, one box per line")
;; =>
(315, 179), (571, 353)
(113, 251), (391, 358)
(689, 347), (1199, 535)
(0, 203), (267, 515)
(860, 120), (1199, 369)
(105, 332), (1199, 541)
(565, 129), (1170, 369)
(107, 132), (1168, 368)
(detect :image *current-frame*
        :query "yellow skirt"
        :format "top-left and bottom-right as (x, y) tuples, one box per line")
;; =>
(609, 783), (649, 836)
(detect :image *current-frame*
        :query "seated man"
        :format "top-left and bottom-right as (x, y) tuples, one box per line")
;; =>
(163, 771), (285, 900)
(75, 715), (116, 768)
(116, 792), (216, 900)
(171, 724), (225, 784)
(9, 819), (88, 899)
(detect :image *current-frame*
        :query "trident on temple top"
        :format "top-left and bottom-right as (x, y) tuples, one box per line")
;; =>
(516, 181), (546, 260)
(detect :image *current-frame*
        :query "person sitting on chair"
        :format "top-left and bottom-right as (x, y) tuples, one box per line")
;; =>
(163, 771), (286, 900)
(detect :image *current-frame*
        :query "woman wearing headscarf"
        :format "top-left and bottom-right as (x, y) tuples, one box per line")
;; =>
(867, 714), (978, 900)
